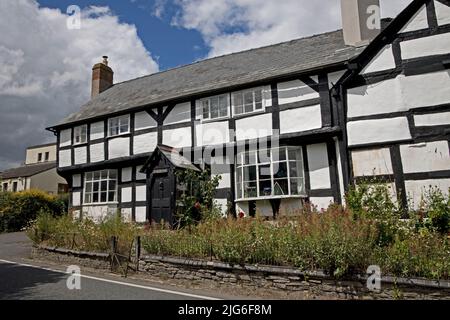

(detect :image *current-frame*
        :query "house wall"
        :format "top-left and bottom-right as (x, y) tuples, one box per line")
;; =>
(30, 168), (68, 195)
(347, 0), (450, 208)
(26, 144), (57, 164)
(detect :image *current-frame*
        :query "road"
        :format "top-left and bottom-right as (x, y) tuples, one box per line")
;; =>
(0, 232), (237, 300)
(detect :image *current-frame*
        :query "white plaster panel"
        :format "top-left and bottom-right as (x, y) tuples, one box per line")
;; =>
(400, 5), (428, 32)
(196, 121), (230, 146)
(235, 113), (272, 141)
(73, 210), (81, 220)
(279, 105), (322, 134)
(236, 202), (249, 217)
(414, 112), (450, 126)
(72, 174), (81, 188)
(352, 148), (393, 176)
(347, 118), (412, 146)
(401, 71), (450, 109)
(89, 143), (104, 163)
(164, 102), (191, 125)
(134, 132), (157, 155)
(135, 207), (147, 223)
(400, 141), (450, 174)
(72, 192), (81, 207)
(214, 173), (231, 189)
(121, 187), (132, 203)
(263, 85), (272, 107)
(90, 122), (104, 140)
(136, 185), (147, 202)
(405, 179), (450, 209)
(121, 208), (132, 222)
(307, 143), (331, 190)
(60, 129), (71, 147)
(121, 167), (132, 182)
(136, 165), (147, 180)
(310, 197), (334, 210)
(214, 199), (228, 217)
(59, 149), (72, 167)
(279, 198), (304, 216)
(362, 45), (396, 74)
(163, 127), (192, 148)
(436, 0), (450, 26)
(347, 78), (405, 117)
(82, 206), (111, 222)
(74, 147), (87, 165)
(277, 79), (320, 105)
(401, 33), (450, 60)
(328, 70), (346, 88)
(108, 137), (130, 159)
(135, 111), (157, 130)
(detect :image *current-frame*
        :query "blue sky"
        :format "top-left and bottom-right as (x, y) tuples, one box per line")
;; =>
(37, 0), (208, 71)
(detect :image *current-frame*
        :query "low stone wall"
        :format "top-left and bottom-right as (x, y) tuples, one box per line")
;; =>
(31, 246), (111, 271)
(139, 255), (450, 300)
(32, 246), (450, 299)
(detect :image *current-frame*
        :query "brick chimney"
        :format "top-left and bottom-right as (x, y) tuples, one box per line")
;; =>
(341, 0), (381, 47)
(91, 56), (113, 99)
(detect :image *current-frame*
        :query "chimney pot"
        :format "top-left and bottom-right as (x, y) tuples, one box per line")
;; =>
(91, 56), (114, 99)
(341, 0), (381, 47)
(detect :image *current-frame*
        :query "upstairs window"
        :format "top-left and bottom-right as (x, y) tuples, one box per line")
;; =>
(201, 94), (229, 120)
(109, 115), (130, 137)
(45, 152), (50, 162)
(84, 170), (117, 204)
(37, 153), (43, 162)
(2, 183), (8, 192)
(74, 125), (87, 145)
(236, 147), (305, 200)
(232, 88), (264, 116)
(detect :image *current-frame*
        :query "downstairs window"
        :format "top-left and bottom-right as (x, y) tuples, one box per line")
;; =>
(84, 170), (117, 204)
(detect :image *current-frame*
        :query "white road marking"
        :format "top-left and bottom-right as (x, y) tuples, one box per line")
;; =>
(0, 259), (220, 300)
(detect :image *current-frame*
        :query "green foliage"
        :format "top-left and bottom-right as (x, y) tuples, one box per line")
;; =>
(28, 212), (141, 255)
(0, 189), (68, 233)
(412, 187), (450, 234)
(175, 169), (222, 227)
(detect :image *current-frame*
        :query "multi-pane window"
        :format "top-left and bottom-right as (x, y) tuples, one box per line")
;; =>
(74, 125), (87, 145)
(108, 115), (130, 137)
(84, 170), (117, 204)
(201, 94), (229, 120)
(232, 88), (264, 116)
(236, 147), (305, 200)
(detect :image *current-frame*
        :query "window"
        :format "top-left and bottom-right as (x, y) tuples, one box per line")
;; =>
(37, 153), (43, 162)
(2, 183), (8, 192)
(45, 152), (50, 162)
(58, 184), (69, 194)
(74, 125), (87, 145)
(232, 88), (264, 116)
(84, 170), (117, 204)
(12, 182), (18, 193)
(201, 94), (229, 120)
(108, 115), (130, 137)
(235, 147), (305, 200)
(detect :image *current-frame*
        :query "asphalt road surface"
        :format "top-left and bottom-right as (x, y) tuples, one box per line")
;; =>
(0, 232), (235, 300)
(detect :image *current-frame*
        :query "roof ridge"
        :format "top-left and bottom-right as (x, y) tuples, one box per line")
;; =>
(112, 29), (344, 88)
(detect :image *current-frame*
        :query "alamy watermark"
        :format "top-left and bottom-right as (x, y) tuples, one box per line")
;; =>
(67, 5), (81, 30)
(367, 265), (381, 292)
(66, 265), (81, 290)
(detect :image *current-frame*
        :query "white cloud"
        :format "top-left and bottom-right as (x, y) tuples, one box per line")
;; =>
(0, 0), (159, 170)
(171, 0), (413, 57)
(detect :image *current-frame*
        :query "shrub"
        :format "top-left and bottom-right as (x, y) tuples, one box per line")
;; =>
(0, 190), (67, 233)
(413, 187), (450, 234)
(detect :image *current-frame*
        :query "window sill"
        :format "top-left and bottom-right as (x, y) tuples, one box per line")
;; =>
(82, 202), (119, 207)
(235, 195), (307, 202)
(201, 116), (230, 124)
(73, 142), (88, 147)
(232, 109), (266, 120)
(107, 132), (131, 139)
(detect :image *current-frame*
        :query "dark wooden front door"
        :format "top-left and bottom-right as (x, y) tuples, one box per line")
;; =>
(150, 173), (172, 224)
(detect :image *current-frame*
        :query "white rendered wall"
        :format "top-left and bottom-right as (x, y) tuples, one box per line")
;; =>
(74, 147), (87, 165)
(90, 143), (104, 163)
(405, 179), (450, 209)
(235, 113), (272, 141)
(279, 105), (322, 134)
(121, 167), (132, 182)
(196, 121), (230, 146)
(60, 129), (71, 147)
(135, 111), (157, 130)
(134, 132), (157, 155)
(414, 112), (450, 126)
(72, 174), (81, 187)
(164, 102), (191, 125)
(121, 187), (132, 203)
(72, 192), (81, 206)
(352, 148), (393, 176)
(135, 207), (147, 223)
(163, 127), (192, 148)
(361, 45), (396, 74)
(108, 137), (130, 159)
(401, 33), (450, 60)
(435, 0), (450, 26)
(307, 143), (331, 190)
(90, 122), (104, 140)
(402, 72), (450, 109)
(136, 185), (147, 202)
(400, 5), (428, 33)
(277, 79), (320, 105)
(310, 197), (334, 210)
(59, 150), (71, 167)
(400, 141), (450, 174)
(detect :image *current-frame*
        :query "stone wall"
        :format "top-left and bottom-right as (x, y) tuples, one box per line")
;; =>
(139, 255), (450, 300)
(32, 246), (450, 300)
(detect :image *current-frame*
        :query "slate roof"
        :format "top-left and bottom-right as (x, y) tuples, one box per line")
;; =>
(54, 29), (365, 128)
(142, 145), (200, 172)
(0, 162), (57, 179)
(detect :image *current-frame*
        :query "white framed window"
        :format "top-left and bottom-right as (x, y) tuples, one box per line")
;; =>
(201, 94), (229, 120)
(74, 125), (88, 145)
(235, 147), (305, 200)
(108, 115), (130, 137)
(232, 88), (264, 116)
(84, 170), (117, 204)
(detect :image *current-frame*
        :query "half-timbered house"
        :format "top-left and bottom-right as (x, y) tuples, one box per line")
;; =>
(47, 0), (450, 223)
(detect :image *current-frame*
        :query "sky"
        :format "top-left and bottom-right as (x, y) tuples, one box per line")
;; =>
(0, 0), (412, 171)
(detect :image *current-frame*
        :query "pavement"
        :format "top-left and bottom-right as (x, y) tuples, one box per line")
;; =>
(0, 232), (242, 300)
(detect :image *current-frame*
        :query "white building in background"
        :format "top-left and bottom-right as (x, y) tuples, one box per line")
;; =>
(47, 0), (450, 224)
(0, 143), (68, 195)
